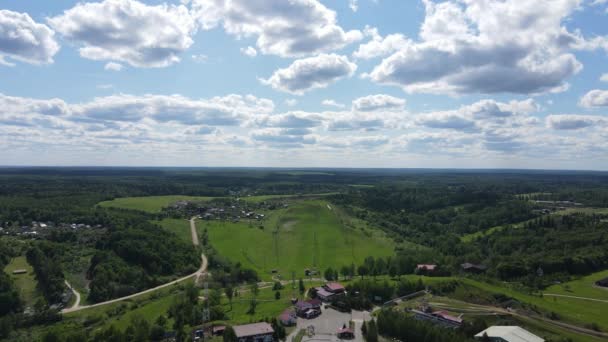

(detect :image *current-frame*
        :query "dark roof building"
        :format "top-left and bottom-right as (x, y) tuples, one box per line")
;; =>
(278, 309), (297, 326)
(596, 277), (608, 287)
(461, 263), (487, 273)
(337, 327), (355, 339)
(315, 282), (346, 301)
(411, 309), (463, 329)
(233, 323), (274, 342)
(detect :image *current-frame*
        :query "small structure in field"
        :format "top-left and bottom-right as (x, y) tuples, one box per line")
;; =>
(474, 326), (544, 342)
(12, 269), (27, 275)
(233, 322), (275, 342)
(461, 263), (487, 274)
(415, 264), (437, 274)
(596, 277), (608, 288)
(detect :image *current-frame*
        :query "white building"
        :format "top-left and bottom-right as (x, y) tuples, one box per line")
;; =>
(475, 326), (544, 342)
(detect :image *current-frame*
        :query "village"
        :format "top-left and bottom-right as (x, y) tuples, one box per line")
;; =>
(190, 274), (546, 342)
(0, 220), (104, 238)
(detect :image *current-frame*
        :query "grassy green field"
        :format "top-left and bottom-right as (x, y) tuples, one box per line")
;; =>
(156, 218), (193, 244)
(98, 195), (214, 213)
(98, 193), (337, 212)
(461, 206), (608, 242)
(200, 200), (395, 281)
(460, 217), (539, 242)
(459, 278), (608, 331)
(399, 294), (603, 342)
(4, 256), (41, 308)
(545, 270), (608, 300)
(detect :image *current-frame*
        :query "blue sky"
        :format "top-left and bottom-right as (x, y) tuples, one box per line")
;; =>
(0, 0), (607, 169)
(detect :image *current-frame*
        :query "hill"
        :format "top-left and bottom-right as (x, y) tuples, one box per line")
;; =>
(200, 200), (395, 281)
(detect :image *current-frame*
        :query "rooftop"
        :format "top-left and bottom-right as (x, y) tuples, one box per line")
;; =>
(475, 326), (544, 342)
(233, 322), (274, 338)
(325, 282), (345, 292)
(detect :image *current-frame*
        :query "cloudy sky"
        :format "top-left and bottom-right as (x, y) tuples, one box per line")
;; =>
(1, 0), (608, 169)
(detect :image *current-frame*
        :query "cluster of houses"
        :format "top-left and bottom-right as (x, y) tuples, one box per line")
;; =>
(415, 263), (487, 275)
(166, 200), (277, 223)
(0, 221), (103, 237)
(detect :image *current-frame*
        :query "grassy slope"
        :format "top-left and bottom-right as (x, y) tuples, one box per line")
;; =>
(202, 200), (395, 281)
(4, 256), (41, 308)
(461, 206), (608, 242)
(545, 270), (608, 300)
(460, 278), (608, 331)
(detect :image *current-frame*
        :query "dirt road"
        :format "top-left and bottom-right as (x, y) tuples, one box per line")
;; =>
(190, 216), (199, 246)
(62, 217), (207, 314)
(542, 293), (608, 303)
(63, 280), (81, 311)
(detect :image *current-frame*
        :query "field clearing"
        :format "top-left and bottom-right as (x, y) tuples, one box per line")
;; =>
(98, 195), (214, 213)
(156, 218), (193, 244)
(4, 256), (41, 308)
(201, 200), (395, 281)
(461, 206), (608, 242)
(97, 193), (337, 212)
(545, 270), (608, 301)
(399, 294), (601, 342)
(459, 278), (608, 331)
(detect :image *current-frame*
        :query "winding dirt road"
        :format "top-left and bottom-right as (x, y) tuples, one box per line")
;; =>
(542, 293), (608, 303)
(62, 216), (207, 314)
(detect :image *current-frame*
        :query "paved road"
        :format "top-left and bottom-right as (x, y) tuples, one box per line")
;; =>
(542, 293), (608, 303)
(62, 217), (207, 314)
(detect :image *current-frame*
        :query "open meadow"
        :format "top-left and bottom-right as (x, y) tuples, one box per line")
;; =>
(200, 200), (395, 281)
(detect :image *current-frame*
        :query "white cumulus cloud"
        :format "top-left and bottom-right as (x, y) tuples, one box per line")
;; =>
(240, 46), (257, 57)
(48, 0), (196, 68)
(352, 94), (406, 112)
(0, 10), (59, 65)
(364, 0), (588, 95)
(262, 54), (357, 95)
(191, 0), (362, 58)
(580, 89), (608, 108)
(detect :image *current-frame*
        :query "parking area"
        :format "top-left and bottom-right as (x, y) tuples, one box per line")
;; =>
(287, 306), (372, 342)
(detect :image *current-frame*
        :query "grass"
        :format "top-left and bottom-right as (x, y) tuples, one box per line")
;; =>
(458, 278), (608, 332)
(410, 294), (603, 342)
(219, 284), (301, 324)
(545, 270), (608, 301)
(201, 200), (395, 281)
(3, 256), (41, 308)
(460, 206), (608, 242)
(98, 195), (214, 213)
(97, 193), (338, 212)
(156, 218), (194, 244)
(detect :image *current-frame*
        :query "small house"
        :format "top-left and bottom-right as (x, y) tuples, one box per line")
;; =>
(461, 263), (487, 274)
(278, 309), (297, 326)
(295, 299), (321, 318)
(314, 282), (346, 302)
(337, 327), (354, 340)
(233, 322), (274, 342)
(416, 264), (437, 274)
